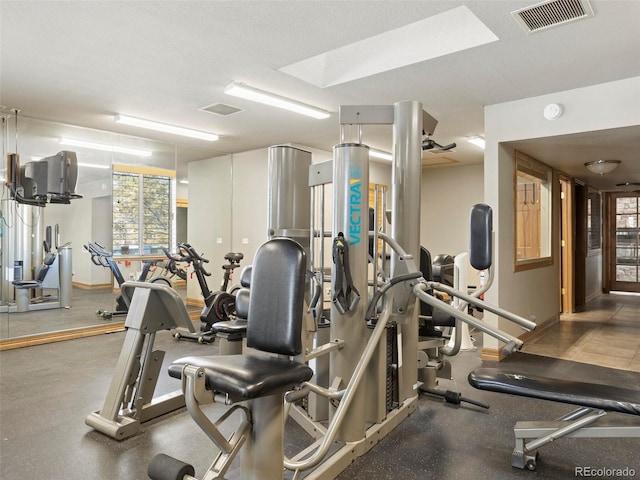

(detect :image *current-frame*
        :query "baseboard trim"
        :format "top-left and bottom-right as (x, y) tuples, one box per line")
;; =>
(72, 282), (112, 290)
(0, 322), (125, 351)
(480, 347), (506, 362)
(186, 298), (205, 308)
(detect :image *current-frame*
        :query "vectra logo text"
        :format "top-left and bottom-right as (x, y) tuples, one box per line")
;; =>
(348, 165), (362, 245)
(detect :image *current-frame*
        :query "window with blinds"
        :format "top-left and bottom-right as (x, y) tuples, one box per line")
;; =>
(112, 165), (175, 256)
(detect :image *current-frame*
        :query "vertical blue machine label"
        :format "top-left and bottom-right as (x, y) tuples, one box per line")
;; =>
(348, 165), (362, 245)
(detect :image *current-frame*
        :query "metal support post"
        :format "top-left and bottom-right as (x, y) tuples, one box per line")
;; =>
(330, 143), (370, 442)
(391, 100), (423, 403)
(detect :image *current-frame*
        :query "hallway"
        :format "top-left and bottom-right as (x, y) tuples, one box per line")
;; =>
(522, 292), (640, 372)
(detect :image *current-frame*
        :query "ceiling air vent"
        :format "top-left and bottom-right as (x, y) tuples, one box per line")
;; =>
(199, 103), (243, 116)
(512, 0), (594, 33)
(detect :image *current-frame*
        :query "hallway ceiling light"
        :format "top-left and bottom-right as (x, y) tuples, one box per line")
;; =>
(584, 159), (621, 175)
(466, 135), (486, 149)
(616, 182), (640, 191)
(60, 138), (152, 157)
(369, 149), (392, 161)
(224, 82), (330, 119)
(114, 115), (219, 141)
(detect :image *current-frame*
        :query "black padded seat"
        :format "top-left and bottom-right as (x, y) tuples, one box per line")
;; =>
(13, 251), (56, 288)
(225, 252), (244, 263)
(211, 320), (247, 334)
(169, 355), (313, 400)
(469, 368), (640, 416)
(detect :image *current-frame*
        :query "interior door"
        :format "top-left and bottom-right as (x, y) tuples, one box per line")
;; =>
(609, 192), (640, 293)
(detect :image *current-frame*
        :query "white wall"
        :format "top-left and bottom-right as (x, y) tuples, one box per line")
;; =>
(484, 76), (640, 352)
(420, 163), (484, 258)
(186, 155), (232, 303)
(230, 148), (270, 268)
(586, 253), (602, 302)
(185, 146), (394, 303)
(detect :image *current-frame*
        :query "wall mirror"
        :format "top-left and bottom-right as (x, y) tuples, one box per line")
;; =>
(0, 114), (216, 348)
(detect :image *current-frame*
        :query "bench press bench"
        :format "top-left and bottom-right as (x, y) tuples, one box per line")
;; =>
(469, 368), (640, 470)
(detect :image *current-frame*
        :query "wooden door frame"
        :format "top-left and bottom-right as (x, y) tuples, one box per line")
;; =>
(559, 175), (575, 313)
(606, 191), (640, 293)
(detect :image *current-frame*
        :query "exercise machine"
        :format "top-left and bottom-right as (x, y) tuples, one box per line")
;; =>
(167, 243), (243, 344)
(160, 247), (188, 281)
(208, 266), (252, 354)
(147, 103), (536, 480)
(84, 241), (171, 319)
(85, 280), (196, 440)
(2, 115), (81, 312)
(11, 224), (73, 312)
(148, 238), (312, 479)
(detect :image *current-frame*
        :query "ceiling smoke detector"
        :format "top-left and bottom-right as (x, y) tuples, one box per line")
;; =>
(512, 0), (594, 34)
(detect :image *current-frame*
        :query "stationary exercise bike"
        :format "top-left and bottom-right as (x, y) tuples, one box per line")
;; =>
(165, 243), (243, 343)
(84, 242), (172, 319)
(160, 247), (188, 281)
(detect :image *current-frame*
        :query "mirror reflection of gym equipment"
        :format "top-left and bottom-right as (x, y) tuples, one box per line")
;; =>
(0, 113), (189, 344)
(2, 150), (80, 314)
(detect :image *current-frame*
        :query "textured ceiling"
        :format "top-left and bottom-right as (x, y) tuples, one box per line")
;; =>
(1, 1), (639, 189)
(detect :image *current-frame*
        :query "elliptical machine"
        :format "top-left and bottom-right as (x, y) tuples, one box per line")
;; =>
(165, 243), (243, 343)
(84, 242), (172, 319)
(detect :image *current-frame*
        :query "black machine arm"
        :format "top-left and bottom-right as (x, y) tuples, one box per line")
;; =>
(421, 131), (456, 152)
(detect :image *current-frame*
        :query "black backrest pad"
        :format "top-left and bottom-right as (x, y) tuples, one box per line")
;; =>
(420, 246), (433, 317)
(469, 203), (492, 271)
(35, 264), (49, 282)
(240, 266), (252, 288)
(235, 288), (250, 320)
(246, 238), (306, 356)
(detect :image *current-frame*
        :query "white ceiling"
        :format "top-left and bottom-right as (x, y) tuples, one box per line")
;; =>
(1, 0), (639, 190)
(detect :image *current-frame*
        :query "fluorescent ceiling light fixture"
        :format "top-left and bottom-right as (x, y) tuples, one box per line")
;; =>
(369, 149), (393, 161)
(179, 180), (189, 184)
(114, 115), (219, 141)
(60, 138), (152, 157)
(585, 159), (621, 176)
(279, 6), (498, 88)
(466, 136), (486, 149)
(224, 82), (330, 119)
(78, 163), (110, 169)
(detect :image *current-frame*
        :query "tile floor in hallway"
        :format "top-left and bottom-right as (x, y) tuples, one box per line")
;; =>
(522, 292), (640, 372)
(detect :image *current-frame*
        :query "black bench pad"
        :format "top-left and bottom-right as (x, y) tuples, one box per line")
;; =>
(469, 368), (640, 416)
(170, 355), (313, 400)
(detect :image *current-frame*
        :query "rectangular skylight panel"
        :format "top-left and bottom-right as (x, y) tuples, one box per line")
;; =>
(279, 6), (499, 88)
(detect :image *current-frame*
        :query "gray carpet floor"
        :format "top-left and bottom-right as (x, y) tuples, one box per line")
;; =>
(1, 329), (639, 479)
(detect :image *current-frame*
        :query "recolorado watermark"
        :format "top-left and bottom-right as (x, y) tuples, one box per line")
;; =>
(575, 466), (636, 478)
